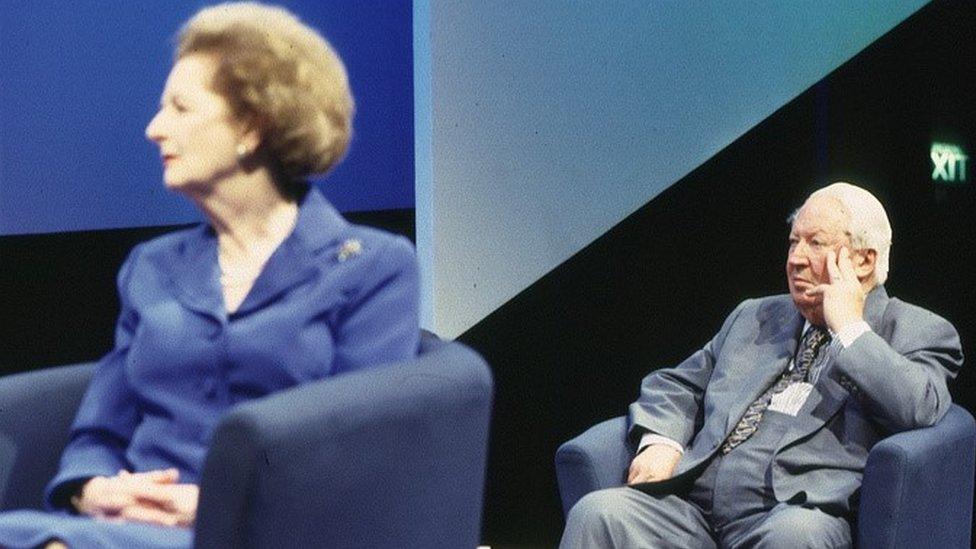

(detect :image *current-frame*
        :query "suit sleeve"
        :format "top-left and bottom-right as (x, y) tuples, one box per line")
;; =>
(330, 235), (420, 374)
(829, 306), (963, 433)
(627, 300), (749, 447)
(44, 247), (144, 510)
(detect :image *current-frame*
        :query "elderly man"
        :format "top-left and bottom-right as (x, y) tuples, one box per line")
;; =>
(561, 182), (962, 548)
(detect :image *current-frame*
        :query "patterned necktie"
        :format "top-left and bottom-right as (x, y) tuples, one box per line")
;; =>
(720, 325), (831, 454)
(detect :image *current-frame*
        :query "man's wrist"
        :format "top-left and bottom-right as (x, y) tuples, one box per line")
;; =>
(834, 320), (871, 347)
(638, 432), (684, 454)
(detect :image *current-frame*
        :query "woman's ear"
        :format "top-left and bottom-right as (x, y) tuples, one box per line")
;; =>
(238, 124), (263, 155)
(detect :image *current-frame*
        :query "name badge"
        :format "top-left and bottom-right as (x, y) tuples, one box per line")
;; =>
(768, 382), (814, 416)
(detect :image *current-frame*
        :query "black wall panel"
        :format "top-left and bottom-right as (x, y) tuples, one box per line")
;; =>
(0, 210), (414, 373)
(463, 2), (976, 544)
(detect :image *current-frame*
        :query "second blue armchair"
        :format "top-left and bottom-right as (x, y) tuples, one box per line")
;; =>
(0, 333), (493, 549)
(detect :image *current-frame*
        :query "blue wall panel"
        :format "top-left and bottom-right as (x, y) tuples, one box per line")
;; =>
(0, 0), (413, 235)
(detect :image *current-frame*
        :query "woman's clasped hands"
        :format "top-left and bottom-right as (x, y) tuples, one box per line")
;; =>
(72, 469), (198, 528)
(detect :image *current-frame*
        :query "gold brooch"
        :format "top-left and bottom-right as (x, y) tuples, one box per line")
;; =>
(337, 239), (363, 262)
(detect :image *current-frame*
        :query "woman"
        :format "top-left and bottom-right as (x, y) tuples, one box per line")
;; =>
(0, 3), (419, 547)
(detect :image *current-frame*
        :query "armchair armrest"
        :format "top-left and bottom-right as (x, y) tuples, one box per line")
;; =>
(555, 417), (630, 516)
(194, 341), (493, 549)
(555, 405), (976, 549)
(0, 363), (95, 510)
(858, 404), (975, 549)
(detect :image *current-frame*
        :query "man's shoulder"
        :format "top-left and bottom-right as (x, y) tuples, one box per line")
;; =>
(731, 294), (794, 317)
(709, 294), (796, 338)
(885, 295), (939, 319)
(881, 296), (958, 336)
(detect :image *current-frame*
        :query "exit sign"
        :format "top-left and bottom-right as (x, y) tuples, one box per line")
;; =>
(931, 142), (968, 184)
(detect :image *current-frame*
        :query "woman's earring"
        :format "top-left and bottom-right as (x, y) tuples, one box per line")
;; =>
(236, 143), (249, 160)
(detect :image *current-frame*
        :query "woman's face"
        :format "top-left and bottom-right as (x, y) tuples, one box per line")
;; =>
(145, 54), (245, 193)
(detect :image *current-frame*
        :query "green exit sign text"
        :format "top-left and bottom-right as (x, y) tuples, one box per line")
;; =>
(931, 142), (968, 184)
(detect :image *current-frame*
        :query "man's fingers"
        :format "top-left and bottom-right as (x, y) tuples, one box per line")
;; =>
(804, 284), (826, 296)
(837, 246), (859, 280)
(626, 463), (640, 484)
(824, 249), (842, 282)
(627, 461), (663, 485)
(627, 470), (662, 485)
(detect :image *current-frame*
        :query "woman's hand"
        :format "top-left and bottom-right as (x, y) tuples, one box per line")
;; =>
(74, 468), (199, 528)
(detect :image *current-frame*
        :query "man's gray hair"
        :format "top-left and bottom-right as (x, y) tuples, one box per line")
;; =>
(788, 182), (893, 284)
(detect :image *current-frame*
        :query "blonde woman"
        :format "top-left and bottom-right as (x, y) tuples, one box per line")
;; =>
(0, 3), (419, 547)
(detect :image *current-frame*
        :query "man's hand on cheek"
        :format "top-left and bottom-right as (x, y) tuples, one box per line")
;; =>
(804, 247), (866, 331)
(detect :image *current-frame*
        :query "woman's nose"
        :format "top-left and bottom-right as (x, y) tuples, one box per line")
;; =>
(145, 111), (164, 142)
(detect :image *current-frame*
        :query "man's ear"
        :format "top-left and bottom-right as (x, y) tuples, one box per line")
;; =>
(854, 249), (877, 279)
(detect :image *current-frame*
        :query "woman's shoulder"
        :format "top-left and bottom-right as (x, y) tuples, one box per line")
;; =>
(320, 224), (417, 296)
(115, 224), (210, 286)
(341, 224), (415, 264)
(126, 223), (208, 261)
(299, 186), (415, 271)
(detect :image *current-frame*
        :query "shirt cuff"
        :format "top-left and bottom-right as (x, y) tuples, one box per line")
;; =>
(835, 320), (871, 348)
(639, 432), (684, 454)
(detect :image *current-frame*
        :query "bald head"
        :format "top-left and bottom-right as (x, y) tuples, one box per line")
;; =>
(804, 183), (892, 284)
(785, 182), (891, 324)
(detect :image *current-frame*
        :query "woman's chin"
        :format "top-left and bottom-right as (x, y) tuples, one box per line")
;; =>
(163, 177), (206, 196)
(162, 174), (184, 190)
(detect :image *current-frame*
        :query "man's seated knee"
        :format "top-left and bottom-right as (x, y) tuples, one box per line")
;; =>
(566, 489), (634, 527)
(751, 505), (851, 549)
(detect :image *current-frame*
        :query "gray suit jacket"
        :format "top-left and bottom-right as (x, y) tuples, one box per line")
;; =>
(628, 286), (963, 514)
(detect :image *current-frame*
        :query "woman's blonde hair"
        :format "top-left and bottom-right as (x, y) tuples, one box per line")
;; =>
(177, 2), (354, 182)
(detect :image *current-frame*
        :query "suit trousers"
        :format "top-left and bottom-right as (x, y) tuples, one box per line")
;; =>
(560, 411), (852, 548)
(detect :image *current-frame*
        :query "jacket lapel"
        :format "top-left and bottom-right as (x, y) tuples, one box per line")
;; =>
(777, 286), (890, 451)
(723, 301), (805, 435)
(166, 187), (347, 319)
(233, 187), (347, 316)
(169, 225), (224, 318)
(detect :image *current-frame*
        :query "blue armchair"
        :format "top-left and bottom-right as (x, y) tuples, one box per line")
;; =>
(0, 333), (493, 549)
(555, 404), (975, 548)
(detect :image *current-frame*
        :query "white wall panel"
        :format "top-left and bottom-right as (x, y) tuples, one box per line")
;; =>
(416, 1), (927, 337)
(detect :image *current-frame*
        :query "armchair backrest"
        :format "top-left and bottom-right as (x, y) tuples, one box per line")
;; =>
(0, 363), (95, 510)
(194, 338), (494, 549)
(858, 404), (975, 548)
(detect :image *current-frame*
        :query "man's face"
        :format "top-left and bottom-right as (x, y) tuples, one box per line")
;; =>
(786, 195), (852, 321)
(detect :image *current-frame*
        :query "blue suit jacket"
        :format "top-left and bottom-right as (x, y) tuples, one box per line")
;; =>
(629, 286), (963, 514)
(44, 187), (420, 509)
